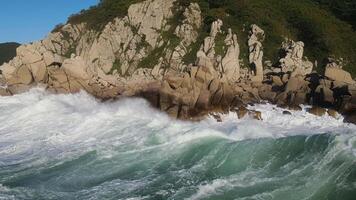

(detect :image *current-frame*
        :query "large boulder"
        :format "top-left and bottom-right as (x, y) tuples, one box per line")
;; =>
(62, 56), (90, 80)
(324, 67), (355, 85)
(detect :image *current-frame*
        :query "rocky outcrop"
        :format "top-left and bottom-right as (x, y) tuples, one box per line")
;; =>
(248, 24), (265, 82)
(0, 0), (355, 123)
(279, 39), (313, 77)
(324, 58), (355, 85)
(220, 28), (240, 82)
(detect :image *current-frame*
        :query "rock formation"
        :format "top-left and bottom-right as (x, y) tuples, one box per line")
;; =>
(324, 57), (355, 85)
(279, 39), (313, 77)
(221, 28), (240, 82)
(0, 0), (355, 123)
(248, 24), (265, 82)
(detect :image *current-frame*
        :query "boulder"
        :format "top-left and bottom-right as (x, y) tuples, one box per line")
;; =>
(62, 56), (90, 80)
(279, 39), (313, 77)
(324, 67), (355, 85)
(28, 61), (47, 82)
(308, 106), (327, 116)
(283, 110), (292, 115)
(8, 65), (33, 85)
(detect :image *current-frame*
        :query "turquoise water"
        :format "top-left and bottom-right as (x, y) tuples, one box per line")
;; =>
(0, 89), (355, 200)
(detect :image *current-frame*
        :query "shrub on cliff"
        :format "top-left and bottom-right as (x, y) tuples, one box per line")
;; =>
(54, 0), (356, 76)
(0, 42), (20, 65)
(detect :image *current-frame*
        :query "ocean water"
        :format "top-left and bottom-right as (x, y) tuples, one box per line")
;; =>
(0, 88), (355, 200)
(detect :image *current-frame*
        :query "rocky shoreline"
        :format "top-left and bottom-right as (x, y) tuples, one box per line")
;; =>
(0, 0), (355, 123)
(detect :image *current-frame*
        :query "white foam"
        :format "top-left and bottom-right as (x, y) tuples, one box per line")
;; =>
(0, 88), (355, 167)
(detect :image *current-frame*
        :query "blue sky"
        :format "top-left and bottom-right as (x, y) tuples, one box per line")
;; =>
(0, 0), (99, 44)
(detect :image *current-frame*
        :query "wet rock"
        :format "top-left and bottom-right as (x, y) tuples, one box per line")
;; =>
(283, 110), (292, 115)
(235, 106), (249, 119)
(327, 109), (339, 118)
(308, 106), (327, 116)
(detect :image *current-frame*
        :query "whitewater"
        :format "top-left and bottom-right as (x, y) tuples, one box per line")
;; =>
(0, 88), (355, 200)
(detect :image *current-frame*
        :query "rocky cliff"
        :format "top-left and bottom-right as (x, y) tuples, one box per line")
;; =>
(0, 0), (355, 123)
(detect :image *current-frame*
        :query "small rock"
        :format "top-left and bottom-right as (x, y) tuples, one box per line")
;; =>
(250, 110), (262, 120)
(283, 110), (292, 115)
(210, 113), (222, 122)
(236, 106), (248, 119)
(288, 105), (302, 111)
(327, 109), (339, 118)
(308, 106), (327, 116)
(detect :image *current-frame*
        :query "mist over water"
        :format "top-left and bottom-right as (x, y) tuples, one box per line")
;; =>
(0, 88), (355, 200)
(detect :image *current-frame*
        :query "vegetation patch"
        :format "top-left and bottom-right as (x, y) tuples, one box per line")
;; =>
(0, 42), (20, 65)
(52, 0), (356, 76)
(60, 0), (143, 32)
(108, 59), (122, 75)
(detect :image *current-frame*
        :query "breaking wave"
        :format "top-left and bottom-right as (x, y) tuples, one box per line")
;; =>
(0, 88), (355, 199)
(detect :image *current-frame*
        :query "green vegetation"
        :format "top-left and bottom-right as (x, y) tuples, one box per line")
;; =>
(215, 32), (226, 56)
(54, 0), (356, 76)
(108, 59), (122, 75)
(65, 0), (143, 31)
(0, 42), (20, 65)
(182, 0), (356, 75)
(312, 0), (356, 30)
(137, 44), (165, 69)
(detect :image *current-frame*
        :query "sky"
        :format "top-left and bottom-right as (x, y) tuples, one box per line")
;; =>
(0, 0), (99, 44)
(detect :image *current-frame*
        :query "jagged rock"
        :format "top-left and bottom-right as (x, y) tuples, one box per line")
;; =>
(174, 3), (202, 45)
(221, 28), (240, 82)
(210, 19), (223, 38)
(235, 106), (262, 120)
(279, 39), (313, 77)
(248, 24), (265, 82)
(0, 0), (355, 124)
(197, 19), (222, 63)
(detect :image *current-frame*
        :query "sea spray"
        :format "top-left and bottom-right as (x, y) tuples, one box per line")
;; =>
(0, 88), (355, 200)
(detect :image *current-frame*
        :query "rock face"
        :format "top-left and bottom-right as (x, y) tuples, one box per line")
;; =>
(279, 39), (313, 77)
(221, 28), (240, 82)
(248, 24), (265, 82)
(0, 0), (355, 123)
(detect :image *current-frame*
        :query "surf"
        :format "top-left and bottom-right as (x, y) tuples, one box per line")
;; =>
(0, 88), (355, 200)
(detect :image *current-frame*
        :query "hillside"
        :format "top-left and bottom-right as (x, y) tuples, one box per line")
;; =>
(58, 0), (356, 76)
(0, 42), (20, 65)
(0, 0), (355, 123)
